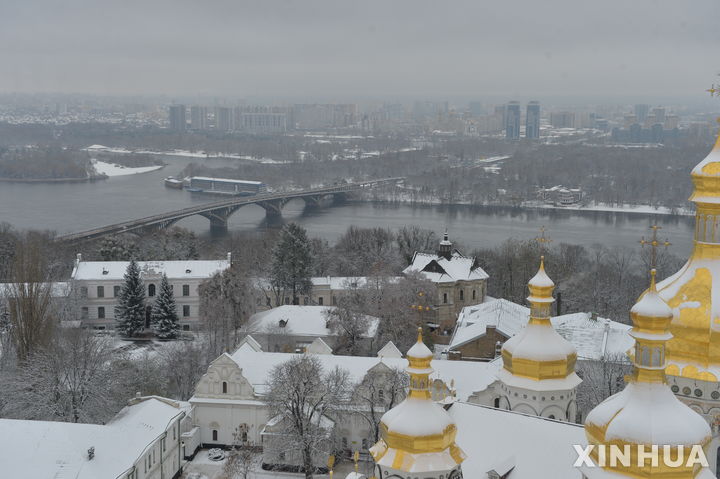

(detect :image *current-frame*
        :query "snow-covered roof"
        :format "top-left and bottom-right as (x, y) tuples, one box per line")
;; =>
(253, 276), (402, 292)
(450, 402), (585, 479)
(0, 397), (185, 479)
(228, 347), (499, 400)
(71, 258), (231, 281)
(377, 341), (402, 358)
(306, 337), (333, 355)
(449, 299), (633, 361)
(403, 251), (489, 284)
(245, 305), (380, 339)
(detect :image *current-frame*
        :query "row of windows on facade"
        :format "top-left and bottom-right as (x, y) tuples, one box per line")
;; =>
(82, 305), (192, 319)
(125, 423), (177, 479)
(80, 284), (192, 298)
(265, 287), (481, 307)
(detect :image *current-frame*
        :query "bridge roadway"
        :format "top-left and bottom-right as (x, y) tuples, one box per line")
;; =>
(56, 177), (404, 243)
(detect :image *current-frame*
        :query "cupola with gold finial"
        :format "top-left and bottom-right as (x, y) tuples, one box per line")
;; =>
(656, 116), (720, 381)
(369, 328), (465, 479)
(583, 270), (712, 478)
(495, 256), (581, 420)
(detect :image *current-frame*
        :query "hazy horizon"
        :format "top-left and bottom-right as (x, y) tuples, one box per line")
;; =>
(2, 0), (719, 100)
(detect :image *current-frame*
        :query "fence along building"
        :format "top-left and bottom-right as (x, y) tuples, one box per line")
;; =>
(70, 253), (232, 331)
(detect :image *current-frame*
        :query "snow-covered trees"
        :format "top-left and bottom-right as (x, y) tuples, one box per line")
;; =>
(354, 365), (408, 443)
(264, 355), (350, 479)
(1, 327), (118, 424)
(114, 259), (146, 337)
(270, 223), (313, 305)
(323, 296), (371, 356)
(151, 274), (179, 339)
(199, 267), (258, 356)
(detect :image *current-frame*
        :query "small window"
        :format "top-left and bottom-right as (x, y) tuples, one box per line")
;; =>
(148, 284), (156, 297)
(98, 307), (105, 319)
(318, 297), (324, 305)
(113, 285), (121, 297)
(443, 293), (448, 304)
(493, 397), (500, 408)
(303, 297), (309, 305)
(241, 431), (248, 442)
(212, 429), (218, 442)
(80, 286), (88, 298)
(182, 324), (190, 331)
(97, 286), (104, 298)
(182, 284), (190, 296)
(472, 289), (476, 300)
(284, 297), (290, 305)
(222, 381), (228, 394)
(332, 296), (337, 306)
(362, 438), (368, 449)
(183, 305), (190, 317)
(459, 290), (464, 301)
(81, 307), (89, 319)
(378, 389), (385, 401)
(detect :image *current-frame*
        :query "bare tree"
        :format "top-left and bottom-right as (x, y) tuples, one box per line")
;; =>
(200, 268), (258, 357)
(0, 327), (118, 423)
(353, 366), (408, 443)
(396, 226), (436, 265)
(159, 339), (211, 400)
(7, 234), (55, 360)
(222, 425), (258, 479)
(576, 353), (633, 421)
(264, 355), (351, 479)
(323, 297), (371, 356)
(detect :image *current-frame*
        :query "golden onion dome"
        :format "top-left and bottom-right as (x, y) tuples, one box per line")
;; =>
(584, 271), (711, 479)
(656, 126), (720, 381)
(370, 329), (465, 474)
(499, 257), (579, 384)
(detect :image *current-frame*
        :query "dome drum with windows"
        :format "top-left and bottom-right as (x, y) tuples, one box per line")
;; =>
(370, 328), (465, 478)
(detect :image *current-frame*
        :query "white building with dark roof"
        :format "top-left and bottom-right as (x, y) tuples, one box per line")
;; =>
(70, 253), (232, 331)
(403, 232), (489, 336)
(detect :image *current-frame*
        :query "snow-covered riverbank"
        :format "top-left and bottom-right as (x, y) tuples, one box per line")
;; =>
(90, 159), (164, 177)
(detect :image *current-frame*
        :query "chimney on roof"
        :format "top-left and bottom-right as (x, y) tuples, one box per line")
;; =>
(437, 230), (452, 260)
(75, 253), (82, 266)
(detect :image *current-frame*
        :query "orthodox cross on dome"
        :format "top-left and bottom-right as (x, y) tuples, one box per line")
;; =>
(534, 225), (552, 254)
(707, 84), (719, 98)
(639, 225), (671, 270)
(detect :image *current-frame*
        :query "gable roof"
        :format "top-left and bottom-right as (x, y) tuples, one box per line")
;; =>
(449, 299), (633, 361)
(245, 305), (380, 339)
(228, 347), (501, 400)
(0, 397), (185, 479)
(404, 251), (489, 284)
(449, 402), (584, 479)
(71, 259), (231, 281)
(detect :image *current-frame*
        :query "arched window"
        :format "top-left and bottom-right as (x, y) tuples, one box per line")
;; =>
(493, 397), (500, 408)
(378, 389), (385, 401)
(641, 346), (650, 366)
(222, 381), (228, 394)
(148, 284), (156, 297)
(548, 414), (556, 420)
(472, 289), (476, 300)
(212, 430), (218, 442)
(459, 290), (464, 301)
(443, 293), (448, 304)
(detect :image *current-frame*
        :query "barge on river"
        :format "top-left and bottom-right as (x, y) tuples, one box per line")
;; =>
(184, 176), (267, 196)
(163, 177), (185, 189)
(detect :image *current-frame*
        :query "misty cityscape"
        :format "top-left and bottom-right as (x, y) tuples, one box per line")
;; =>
(1, 1), (720, 479)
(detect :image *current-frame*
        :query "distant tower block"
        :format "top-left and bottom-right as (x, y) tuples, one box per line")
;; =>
(526, 101), (540, 139)
(505, 101), (521, 140)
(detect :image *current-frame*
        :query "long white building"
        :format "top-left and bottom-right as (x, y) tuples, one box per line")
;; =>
(70, 253), (232, 331)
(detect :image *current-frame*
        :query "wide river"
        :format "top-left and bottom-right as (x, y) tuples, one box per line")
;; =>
(0, 155), (696, 256)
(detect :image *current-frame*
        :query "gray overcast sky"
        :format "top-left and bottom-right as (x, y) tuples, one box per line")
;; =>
(1, 0), (718, 99)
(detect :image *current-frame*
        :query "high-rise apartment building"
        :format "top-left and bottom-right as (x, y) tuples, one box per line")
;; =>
(550, 111), (575, 129)
(525, 101), (540, 139)
(215, 107), (233, 131)
(190, 106), (208, 130)
(634, 104), (650, 123)
(168, 104), (186, 131)
(505, 101), (521, 140)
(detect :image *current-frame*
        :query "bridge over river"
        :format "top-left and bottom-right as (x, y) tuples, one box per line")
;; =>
(56, 177), (404, 242)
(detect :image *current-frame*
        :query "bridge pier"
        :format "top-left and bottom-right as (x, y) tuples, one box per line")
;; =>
(200, 211), (230, 234)
(302, 195), (325, 209)
(257, 199), (288, 219)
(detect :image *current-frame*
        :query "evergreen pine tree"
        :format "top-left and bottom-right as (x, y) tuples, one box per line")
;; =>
(270, 223), (314, 305)
(114, 260), (146, 337)
(151, 274), (179, 340)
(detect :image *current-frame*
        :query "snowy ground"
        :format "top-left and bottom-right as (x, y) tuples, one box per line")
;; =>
(91, 158), (164, 177)
(181, 450), (364, 479)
